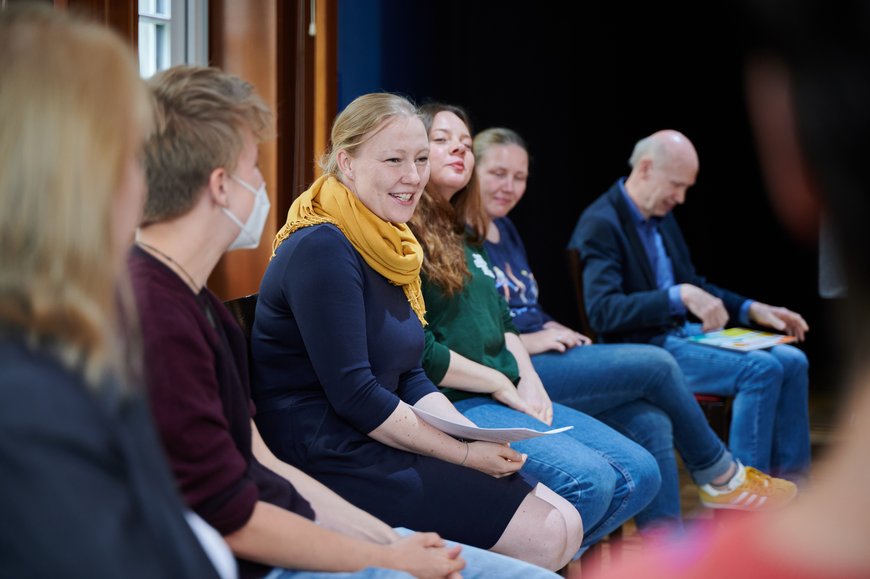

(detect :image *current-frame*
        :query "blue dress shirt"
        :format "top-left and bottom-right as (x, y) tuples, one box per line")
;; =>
(618, 179), (752, 325)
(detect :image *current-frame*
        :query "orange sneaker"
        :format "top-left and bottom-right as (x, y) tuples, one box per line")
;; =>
(699, 463), (797, 511)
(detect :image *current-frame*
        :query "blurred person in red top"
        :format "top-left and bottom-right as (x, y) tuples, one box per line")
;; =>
(585, 0), (870, 577)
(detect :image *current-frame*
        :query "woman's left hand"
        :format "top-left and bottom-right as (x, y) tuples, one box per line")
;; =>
(516, 371), (554, 426)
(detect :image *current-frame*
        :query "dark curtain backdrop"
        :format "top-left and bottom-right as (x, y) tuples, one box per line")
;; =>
(338, 0), (841, 397)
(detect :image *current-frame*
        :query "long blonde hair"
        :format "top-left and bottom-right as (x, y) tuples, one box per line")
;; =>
(0, 6), (151, 386)
(409, 103), (487, 296)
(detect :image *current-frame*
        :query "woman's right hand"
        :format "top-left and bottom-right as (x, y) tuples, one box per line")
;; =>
(387, 532), (464, 579)
(491, 376), (537, 419)
(465, 441), (527, 478)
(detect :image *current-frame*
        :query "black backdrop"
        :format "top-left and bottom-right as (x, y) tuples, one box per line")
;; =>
(338, 0), (842, 398)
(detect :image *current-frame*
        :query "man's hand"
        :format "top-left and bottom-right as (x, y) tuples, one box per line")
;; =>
(680, 284), (729, 331)
(749, 302), (809, 341)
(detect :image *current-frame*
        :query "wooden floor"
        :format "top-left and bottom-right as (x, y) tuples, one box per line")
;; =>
(559, 387), (839, 578)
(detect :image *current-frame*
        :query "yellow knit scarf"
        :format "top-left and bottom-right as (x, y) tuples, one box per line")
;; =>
(273, 174), (427, 326)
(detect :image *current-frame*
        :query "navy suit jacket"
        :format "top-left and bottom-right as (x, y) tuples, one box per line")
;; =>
(569, 180), (748, 345)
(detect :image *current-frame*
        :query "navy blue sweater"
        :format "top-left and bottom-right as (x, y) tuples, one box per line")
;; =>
(252, 224), (437, 433)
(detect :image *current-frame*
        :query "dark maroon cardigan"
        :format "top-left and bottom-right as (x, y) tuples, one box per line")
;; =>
(130, 246), (314, 579)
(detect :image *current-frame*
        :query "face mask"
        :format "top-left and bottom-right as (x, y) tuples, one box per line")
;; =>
(223, 174), (271, 251)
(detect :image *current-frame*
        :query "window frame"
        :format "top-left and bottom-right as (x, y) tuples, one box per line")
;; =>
(138, 0), (208, 78)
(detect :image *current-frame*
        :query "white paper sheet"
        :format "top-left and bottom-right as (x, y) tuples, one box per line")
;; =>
(410, 406), (573, 443)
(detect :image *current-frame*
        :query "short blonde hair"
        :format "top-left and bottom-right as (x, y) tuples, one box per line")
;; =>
(473, 127), (528, 162)
(0, 6), (151, 385)
(143, 65), (273, 224)
(320, 93), (419, 176)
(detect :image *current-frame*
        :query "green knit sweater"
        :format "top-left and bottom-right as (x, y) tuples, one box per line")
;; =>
(421, 242), (520, 402)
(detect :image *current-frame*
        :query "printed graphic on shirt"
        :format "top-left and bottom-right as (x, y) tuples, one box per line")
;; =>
(492, 261), (540, 320)
(491, 263), (538, 303)
(471, 252), (496, 279)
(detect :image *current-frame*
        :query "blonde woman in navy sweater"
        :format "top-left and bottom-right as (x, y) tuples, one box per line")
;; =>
(251, 93), (581, 572)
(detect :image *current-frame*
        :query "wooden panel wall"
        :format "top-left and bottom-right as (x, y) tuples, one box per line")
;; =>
(207, 0), (280, 299)
(209, 0), (336, 300)
(54, 0), (137, 45)
(45, 0), (339, 300)
(313, 0), (338, 178)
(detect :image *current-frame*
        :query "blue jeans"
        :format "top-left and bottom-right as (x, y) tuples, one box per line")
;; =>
(663, 323), (811, 477)
(265, 569), (412, 579)
(265, 528), (559, 579)
(532, 343), (733, 531)
(453, 397), (659, 549)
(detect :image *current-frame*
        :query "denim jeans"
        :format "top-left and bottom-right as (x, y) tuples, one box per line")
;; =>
(531, 343), (733, 530)
(265, 569), (412, 579)
(264, 528), (559, 579)
(662, 323), (811, 478)
(453, 397), (660, 549)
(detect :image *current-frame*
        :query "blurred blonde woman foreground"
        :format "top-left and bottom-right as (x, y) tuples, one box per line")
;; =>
(0, 7), (227, 577)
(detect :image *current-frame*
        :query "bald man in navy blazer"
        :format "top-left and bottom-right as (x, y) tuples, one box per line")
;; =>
(570, 130), (811, 480)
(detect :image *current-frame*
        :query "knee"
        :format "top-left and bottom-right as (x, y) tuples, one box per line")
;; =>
(558, 504), (584, 568)
(620, 344), (684, 382)
(577, 456), (619, 509)
(777, 345), (809, 373)
(535, 521), (569, 571)
(618, 406), (674, 458)
(743, 351), (785, 389)
(564, 455), (617, 531)
(648, 347), (686, 384)
(539, 504), (583, 571)
(564, 508), (584, 558)
(496, 487), (583, 570)
(626, 444), (663, 507)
